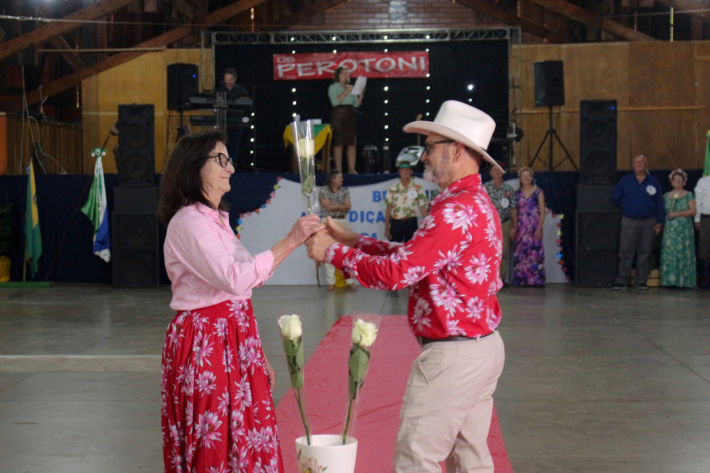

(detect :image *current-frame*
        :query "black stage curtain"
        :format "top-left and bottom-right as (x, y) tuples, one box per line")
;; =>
(215, 40), (509, 172)
(0, 170), (704, 284)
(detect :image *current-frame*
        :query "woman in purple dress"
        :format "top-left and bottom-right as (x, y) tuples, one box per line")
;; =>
(511, 167), (546, 286)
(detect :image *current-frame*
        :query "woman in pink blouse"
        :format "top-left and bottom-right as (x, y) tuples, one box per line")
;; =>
(157, 131), (322, 473)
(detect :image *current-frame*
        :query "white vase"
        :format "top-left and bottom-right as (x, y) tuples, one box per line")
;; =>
(295, 434), (358, 473)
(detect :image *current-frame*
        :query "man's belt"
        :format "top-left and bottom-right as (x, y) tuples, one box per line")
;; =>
(419, 331), (496, 345)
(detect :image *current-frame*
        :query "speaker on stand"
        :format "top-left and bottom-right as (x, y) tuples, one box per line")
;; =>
(529, 61), (577, 172)
(113, 105), (160, 288)
(117, 104), (155, 187)
(580, 100), (617, 184)
(167, 63), (199, 141)
(575, 99), (620, 287)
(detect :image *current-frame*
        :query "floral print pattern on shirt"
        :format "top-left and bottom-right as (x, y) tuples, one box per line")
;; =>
(161, 299), (283, 473)
(327, 174), (502, 339)
(385, 179), (429, 220)
(483, 181), (516, 223)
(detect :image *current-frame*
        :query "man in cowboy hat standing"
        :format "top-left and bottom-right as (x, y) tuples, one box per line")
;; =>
(306, 101), (506, 472)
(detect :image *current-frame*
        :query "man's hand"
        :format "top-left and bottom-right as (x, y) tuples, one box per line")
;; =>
(695, 222), (701, 231)
(509, 227), (516, 240)
(385, 228), (392, 241)
(654, 223), (663, 235)
(306, 232), (337, 263)
(325, 217), (359, 247)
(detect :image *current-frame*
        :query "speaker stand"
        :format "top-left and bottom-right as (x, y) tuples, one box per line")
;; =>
(176, 110), (189, 142)
(529, 106), (578, 172)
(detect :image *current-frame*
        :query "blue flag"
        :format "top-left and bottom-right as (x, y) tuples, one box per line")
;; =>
(81, 150), (111, 262)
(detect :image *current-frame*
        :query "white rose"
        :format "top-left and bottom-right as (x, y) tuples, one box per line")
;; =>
(646, 185), (657, 196)
(500, 197), (510, 208)
(298, 138), (315, 158)
(352, 319), (378, 348)
(278, 314), (302, 340)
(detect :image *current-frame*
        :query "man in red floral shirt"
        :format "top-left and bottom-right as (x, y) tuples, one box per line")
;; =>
(307, 101), (506, 472)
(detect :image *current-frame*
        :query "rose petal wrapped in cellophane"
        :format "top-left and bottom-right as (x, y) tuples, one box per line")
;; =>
(277, 313), (312, 445)
(291, 119), (319, 215)
(342, 314), (381, 444)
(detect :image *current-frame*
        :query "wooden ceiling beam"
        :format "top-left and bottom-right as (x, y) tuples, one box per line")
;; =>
(0, 0), (138, 63)
(269, 0), (354, 28)
(456, 0), (569, 43)
(0, 0), (269, 112)
(48, 36), (85, 72)
(529, 0), (654, 41)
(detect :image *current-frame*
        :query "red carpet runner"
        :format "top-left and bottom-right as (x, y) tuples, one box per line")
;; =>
(275, 315), (513, 473)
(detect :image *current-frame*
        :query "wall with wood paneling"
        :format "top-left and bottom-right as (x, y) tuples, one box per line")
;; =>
(81, 48), (213, 174)
(514, 41), (709, 172)
(0, 113), (83, 175)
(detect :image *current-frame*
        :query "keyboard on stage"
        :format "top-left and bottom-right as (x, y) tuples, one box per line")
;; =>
(188, 94), (253, 109)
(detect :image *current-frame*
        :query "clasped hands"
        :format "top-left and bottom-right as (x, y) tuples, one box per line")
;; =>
(288, 215), (357, 262)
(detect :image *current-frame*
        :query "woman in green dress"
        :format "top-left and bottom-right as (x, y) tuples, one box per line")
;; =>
(661, 169), (697, 288)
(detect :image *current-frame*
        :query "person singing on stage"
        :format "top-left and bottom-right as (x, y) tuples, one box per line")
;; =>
(328, 66), (364, 174)
(157, 130), (323, 473)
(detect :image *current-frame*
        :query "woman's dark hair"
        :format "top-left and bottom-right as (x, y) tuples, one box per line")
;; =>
(324, 169), (343, 192)
(333, 66), (348, 83)
(157, 130), (229, 225)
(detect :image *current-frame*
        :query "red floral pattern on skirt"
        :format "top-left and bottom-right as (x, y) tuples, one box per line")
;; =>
(161, 299), (284, 473)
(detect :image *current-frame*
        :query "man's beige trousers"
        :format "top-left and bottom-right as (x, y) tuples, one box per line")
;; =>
(394, 332), (506, 472)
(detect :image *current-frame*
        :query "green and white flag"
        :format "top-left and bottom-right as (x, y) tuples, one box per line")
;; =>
(81, 148), (111, 262)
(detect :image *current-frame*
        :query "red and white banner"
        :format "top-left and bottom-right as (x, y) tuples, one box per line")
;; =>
(273, 51), (429, 80)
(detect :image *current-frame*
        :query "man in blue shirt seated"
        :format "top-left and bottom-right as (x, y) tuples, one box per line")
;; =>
(611, 154), (665, 289)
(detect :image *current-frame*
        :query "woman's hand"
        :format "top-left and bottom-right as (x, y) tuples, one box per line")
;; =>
(287, 214), (325, 248)
(509, 227), (516, 240)
(667, 212), (676, 220)
(385, 228), (392, 241)
(264, 356), (276, 389)
(534, 227), (543, 241)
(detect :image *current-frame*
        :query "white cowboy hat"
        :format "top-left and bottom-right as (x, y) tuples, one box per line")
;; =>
(403, 100), (502, 171)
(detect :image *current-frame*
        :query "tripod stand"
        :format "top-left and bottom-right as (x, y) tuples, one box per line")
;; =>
(529, 106), (578, 171)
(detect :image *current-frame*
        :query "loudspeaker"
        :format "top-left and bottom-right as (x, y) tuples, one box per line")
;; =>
(111, 212), (160, 288)
(575, 211), (621, 287)
(534, 61), (565, 107)
(580, 100), (617, 184)
(117, 104), (155, 187)
(114, 187), (159, 213)
(577, 184), (617, 212)
(167, 63), (199, 111)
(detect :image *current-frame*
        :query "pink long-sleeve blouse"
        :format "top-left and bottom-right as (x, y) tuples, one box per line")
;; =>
(164, 202), (274, 310)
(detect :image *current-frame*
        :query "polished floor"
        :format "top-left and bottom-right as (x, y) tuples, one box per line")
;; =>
(1, 284), (709, 473)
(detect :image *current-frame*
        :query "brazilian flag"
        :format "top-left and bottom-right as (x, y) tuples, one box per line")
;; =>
(24, 162), (42, 277)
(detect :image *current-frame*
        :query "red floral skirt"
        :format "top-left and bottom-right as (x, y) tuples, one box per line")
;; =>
(161, 299), (284, 473)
